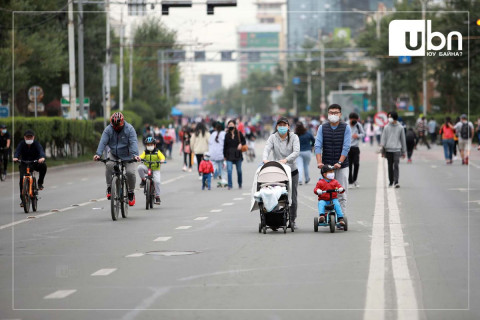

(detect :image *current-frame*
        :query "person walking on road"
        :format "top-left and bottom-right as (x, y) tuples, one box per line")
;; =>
(0, 124), (11, 178)
(428, 118), (437, 145)
(439, 117), (455, 164)
(365, 120), (375, 146)
(348, 112), (365, 188)
(93, 112), (141, 206)
(263, 117), (300, 228)
(180, 126), (192, 172)
(209, 122), (226, 180)
(416, 116), (430, 149)
(380, 111), (406, 188)
(314, 104), (351, 217)
(295, 121), (315, 185)
(191, 122), (210, 179)
(405, 128), (418, 163)
(454, 114), (474, 165)
(223, 120), (246, 190)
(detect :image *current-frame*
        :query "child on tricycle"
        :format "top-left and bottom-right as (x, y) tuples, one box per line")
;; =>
(313, 165), (346, 227)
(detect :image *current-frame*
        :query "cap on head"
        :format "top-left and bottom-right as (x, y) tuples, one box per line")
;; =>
(321, 164), (335, 175)
(277, 117), (289, 125)
(204, 152), (210, 158)
(461, 114), (467, 119)
(24, 129), (35, 136)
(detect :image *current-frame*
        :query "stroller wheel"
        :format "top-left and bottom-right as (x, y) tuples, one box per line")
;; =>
(283, 226), (287, 233)
(258, 223), (262, 233)
(263, 226), (267, 234)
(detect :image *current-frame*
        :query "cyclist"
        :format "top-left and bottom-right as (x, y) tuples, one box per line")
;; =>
(13, 129), (47, 206)
(138, 136), (166, 205)
(93, 112), (140, 206)
(0, 124), (11, 177)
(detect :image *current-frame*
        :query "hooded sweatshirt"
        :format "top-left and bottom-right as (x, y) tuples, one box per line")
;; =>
(380, 122), (407, 154)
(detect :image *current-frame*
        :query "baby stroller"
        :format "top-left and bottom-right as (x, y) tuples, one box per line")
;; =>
(250, 161), (293, 234)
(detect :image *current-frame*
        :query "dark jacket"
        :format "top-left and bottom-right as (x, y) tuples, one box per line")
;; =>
(298, 131), (315, 152)
(223, 129), (246, 161)
(14, 140), (46, 160)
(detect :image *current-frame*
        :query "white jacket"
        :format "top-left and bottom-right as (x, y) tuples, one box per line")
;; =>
(191, 131), (210, 155)
(208, 131), (226, 161)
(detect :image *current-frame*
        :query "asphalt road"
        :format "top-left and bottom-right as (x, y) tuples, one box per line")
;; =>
(0, 140), (479, 320)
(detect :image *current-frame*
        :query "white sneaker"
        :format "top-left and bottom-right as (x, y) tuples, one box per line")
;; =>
(198, 176), (202, 180)
(453, 156), (458, 161)
(182, 165), (187, 172)
(354, 182), (360, 188)
(188, 168), (192, 172)
(348, 183), (355, 189)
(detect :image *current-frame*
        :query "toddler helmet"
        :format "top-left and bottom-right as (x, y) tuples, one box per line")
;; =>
(144, 136), (155, 144)
(321, 165), (335, 175)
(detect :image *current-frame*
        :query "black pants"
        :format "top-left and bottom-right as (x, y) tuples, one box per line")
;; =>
(406, 142), (415, 160)
(0, 149), (8, 171)
(183, 152), (192, 168)
(418, 132), (430, 148)
(385, 152), (400, 185)
(195, 154), (204, 175)
(348, 146), (360, 184)
(19, 162), (47, 196)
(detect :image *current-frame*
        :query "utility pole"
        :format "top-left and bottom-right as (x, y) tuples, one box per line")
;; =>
(129, 24), (133, 101)
(320, 40), (326, 111)
(421, 0), (428, 117)
(105, 0), (112, 118)
(376, 11), (382, 112)
(119, 8), (124, 111)
(77, 0), (85, 119)
(68, 0), (77, 119)
(307, 50), (312, 111)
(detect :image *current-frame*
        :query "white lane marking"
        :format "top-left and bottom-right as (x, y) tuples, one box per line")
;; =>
(44, 289), (77, 299)
(363, 156), (386, 320)
(176, 226), (192, 230)
(81, 177), (88, 181)
(91, 268), (117, 276)
(162, 175), (187, 185)
(126, 253), (144, 258)
(431, 165), (438, 169)
(210, 209), (222, 213)
(66, 182), (73, 185)
(51, 185), (58, 189)
(387, 187), (419, 318)
(153, 236), (172, 242)
(222, 203), (234, 206)
(120, 288), (170, 320)
(242, 193), (250, 196)
(469, 161), (480, 169)
(233, 197), (244, 200)
(194, 217), (208, 221)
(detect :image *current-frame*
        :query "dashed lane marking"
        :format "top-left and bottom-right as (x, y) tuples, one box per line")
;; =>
(242, 193), (250, 196)
(194, 217), (208, 221)
(162, 175), (187, 185)
(81, 178), (88, 181)
(154, 236), (172, 242)
(126, 253), (145, 258)
(210, 209), (222, 213)
(91, 268), (117, 276)
(176, 226), (192, 230)
(222, 203), (234, 206)
(233, 198), (244, 200)
(44, 290), (77, 299)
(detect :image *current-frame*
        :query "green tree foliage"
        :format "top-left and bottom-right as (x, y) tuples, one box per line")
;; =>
(130, 17), (180, 119)
(124, 99), (155, 124)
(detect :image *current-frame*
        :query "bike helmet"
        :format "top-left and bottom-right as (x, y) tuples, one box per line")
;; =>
(321, 165), (335, 175)
(144, 136), (155, 144)
(110, 112), (124, 129)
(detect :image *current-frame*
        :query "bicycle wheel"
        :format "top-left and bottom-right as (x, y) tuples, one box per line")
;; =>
(110, 176), (120, 221)
(121, 177), (128, 218)
(0, 164), (4, 181)
(145, 179), (151, 210)
(149, 180), (154, 209)
(31, 178), (38, 212)
(22, 179), (30, 213)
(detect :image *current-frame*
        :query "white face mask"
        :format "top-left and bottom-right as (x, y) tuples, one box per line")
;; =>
(388, 117), (394, 124)
(146, 146), (154, 151)
(25, 139), (34, 145)
(328, 114), (340, 123)
(326, 172), (335, 180)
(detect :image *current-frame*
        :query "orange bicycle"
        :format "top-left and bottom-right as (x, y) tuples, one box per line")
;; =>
(17, 160), (39, 213)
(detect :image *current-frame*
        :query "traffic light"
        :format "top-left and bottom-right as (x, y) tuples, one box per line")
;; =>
(162, 1), (192, 15)
(206, 0), (237, 15)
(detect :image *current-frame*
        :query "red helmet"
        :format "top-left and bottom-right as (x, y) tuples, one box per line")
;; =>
(110, 112), (124, 129)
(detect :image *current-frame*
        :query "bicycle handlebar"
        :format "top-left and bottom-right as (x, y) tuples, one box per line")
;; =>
(141, 159), (167, 164)
(317, 188), (344, 195)
(15, 159), (38, 164)
(97, 158), (138, 164)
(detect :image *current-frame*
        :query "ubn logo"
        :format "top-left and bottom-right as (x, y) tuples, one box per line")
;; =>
(389, 20), (462, 56)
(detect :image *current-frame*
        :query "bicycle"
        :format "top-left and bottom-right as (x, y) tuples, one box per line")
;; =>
(16, 160), (39, 213)
(98, 158), (137, 221)
(141, 159), (166, 210)
(0, 147), (6, 181)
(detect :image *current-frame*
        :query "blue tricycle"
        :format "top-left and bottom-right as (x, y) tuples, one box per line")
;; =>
(314, 188), (348, 233)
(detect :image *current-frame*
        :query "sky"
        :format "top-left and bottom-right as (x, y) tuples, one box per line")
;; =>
(110, 0), (259, 102)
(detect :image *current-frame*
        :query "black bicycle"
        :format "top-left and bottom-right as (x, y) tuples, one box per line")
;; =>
(98, 158), (137, 221)
(141, 159), (166, 210)
(16, 160), (39, 213)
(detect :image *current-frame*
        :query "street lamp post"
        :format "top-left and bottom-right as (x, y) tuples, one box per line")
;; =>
(304, 35), (326, 111)
(421, 0), (428, 117)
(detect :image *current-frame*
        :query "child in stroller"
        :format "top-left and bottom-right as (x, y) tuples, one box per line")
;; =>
(314, 165), (346, 226)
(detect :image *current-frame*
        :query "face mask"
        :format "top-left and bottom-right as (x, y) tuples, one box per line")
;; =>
(146, 146), (154, 151)
(351, 120), (357, 126)
(388, 117), (394, 123)
(25, 139), (34, 145)
(326, 172), (335, 180)
(204, 157), (210, 161)
(277, 126), (288, 135)
(228, 127), (235, 131)
(328, 114), (340, 123)
(1, 129), (6, 134)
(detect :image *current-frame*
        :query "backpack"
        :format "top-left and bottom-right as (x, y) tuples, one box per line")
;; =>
(460, 122), (470, 139)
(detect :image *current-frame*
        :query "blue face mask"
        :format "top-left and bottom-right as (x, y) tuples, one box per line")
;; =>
(277, 126), (288, 135)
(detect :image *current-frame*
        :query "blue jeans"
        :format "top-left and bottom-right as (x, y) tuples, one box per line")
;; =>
(296, 150), (311, 184)
(318, 198), (344, 218)
(226, 160), (242, 188)
(442, 139), (454, 160)
(202, 173), (212, 190)
(213, 160), (223, 179)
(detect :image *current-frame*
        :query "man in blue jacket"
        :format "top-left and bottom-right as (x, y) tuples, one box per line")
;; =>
(13, 129), (47, 205)
(314, 104), (351, 216)
(93, 112), (140, 206)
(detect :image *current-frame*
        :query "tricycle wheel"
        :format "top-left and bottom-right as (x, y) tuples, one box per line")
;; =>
(329, 214), (336, 233)
(343, 216), (348, 231)
(314, 217), (318, 232)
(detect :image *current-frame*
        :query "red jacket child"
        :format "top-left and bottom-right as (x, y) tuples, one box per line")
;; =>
(313, 178), (345, 201)
(199, 160), (214, 174)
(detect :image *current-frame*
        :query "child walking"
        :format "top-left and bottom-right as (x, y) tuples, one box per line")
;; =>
(199, 152), (214, 190)
(313, 165), (346, 225)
